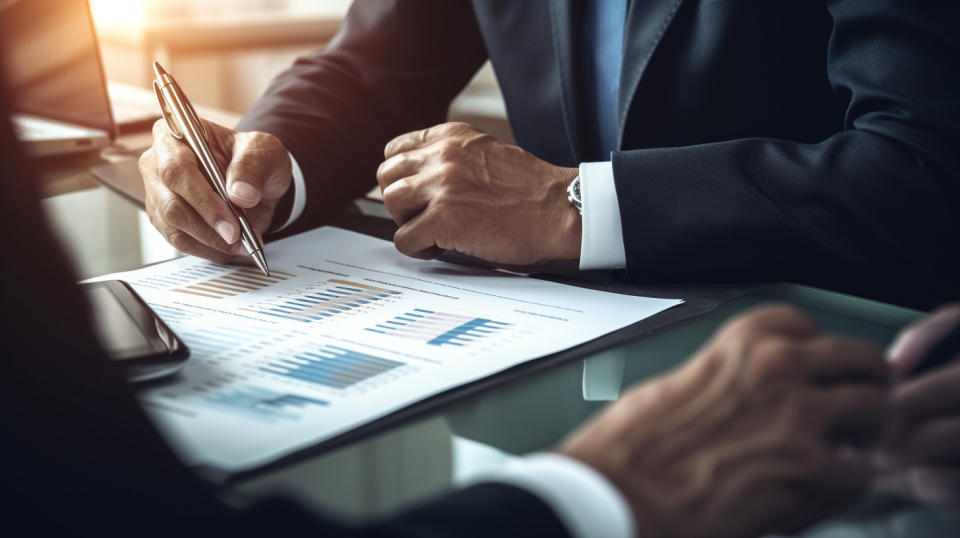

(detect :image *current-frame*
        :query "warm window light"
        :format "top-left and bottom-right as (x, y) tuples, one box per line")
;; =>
(88, 0), (144, 27)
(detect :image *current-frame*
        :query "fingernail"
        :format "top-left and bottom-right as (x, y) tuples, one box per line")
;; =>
(886, 333), (908, 361)
(215, 220), (236, 244)
(230, 181), (259, 202)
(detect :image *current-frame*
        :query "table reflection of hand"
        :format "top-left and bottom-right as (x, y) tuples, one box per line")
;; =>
(560, 305), (891, 538)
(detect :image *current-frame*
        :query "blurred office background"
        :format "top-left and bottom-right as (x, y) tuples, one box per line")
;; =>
(89, 0), (511, 137)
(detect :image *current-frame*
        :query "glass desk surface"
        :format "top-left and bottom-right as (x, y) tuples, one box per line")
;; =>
(48, 185), (959, 537)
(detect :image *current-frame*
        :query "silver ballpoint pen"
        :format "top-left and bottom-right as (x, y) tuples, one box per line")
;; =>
(151, 61), (270, 276)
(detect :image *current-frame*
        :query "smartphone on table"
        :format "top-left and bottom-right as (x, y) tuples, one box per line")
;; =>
(81, 280), (189, 382)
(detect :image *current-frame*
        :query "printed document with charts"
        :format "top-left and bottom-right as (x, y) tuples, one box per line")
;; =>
(89, 227), (681, 472)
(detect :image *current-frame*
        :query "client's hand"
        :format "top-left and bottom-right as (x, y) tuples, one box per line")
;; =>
(139, 120), (292, 263)
(376, 122), (581, 265)
(560, 305), (891, 538)
(882, 304), (960, 506)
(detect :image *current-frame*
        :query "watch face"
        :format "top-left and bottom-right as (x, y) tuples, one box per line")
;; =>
(567, 175), (583, 214)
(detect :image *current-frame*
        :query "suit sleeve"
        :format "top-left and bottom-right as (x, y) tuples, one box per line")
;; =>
(612, 1), (960, 308)
(237, 0), (488, 233)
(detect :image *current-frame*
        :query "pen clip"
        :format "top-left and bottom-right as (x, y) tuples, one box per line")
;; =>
(153, 80), (183, 140)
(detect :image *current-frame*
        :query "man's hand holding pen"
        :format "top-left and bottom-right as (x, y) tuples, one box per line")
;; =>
(139, 118), (291, 264)
(143, 63), (281, 275)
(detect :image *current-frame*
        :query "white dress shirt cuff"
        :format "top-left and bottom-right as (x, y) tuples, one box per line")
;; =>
(486, 453), (635, 538)
(275, 152), (307, 232)
(578, 161), (627, 270)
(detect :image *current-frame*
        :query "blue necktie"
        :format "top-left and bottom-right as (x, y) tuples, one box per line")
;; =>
(581, 0), (627, 161)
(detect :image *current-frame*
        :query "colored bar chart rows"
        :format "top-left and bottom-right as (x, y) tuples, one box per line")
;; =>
(366, 309), (510, 347)
(260, 345), (404, 389)
(178, 326), (271, 357)
(244, 279), (400, 323)
(172, 268), (293, 299)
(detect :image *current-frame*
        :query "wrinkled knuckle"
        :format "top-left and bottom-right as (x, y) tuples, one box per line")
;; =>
(375, 158), (391, 181)
(159, 196), (188, 227)
(167, 230), (192, 252)
(393, 227), (413, 255)
(137, 148), (154, 171)
(436, 140), (459, 161)
(158, 158), (190, 187)
(381, 188), (402, 215)
(748, 338), (801, 384)
(436, 161), (460, 182)
(382, 177), (408, 201)
(194, 194), (226, 221)
(435, 122), (457, 135)
(146, 208), (159, 229)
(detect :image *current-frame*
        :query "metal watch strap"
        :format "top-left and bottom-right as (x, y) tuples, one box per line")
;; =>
(566, 174), (583, 215)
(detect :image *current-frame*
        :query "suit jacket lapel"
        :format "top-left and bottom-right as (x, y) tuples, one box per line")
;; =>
(548, 0), (583, 163)
(617, 0), (686, 148)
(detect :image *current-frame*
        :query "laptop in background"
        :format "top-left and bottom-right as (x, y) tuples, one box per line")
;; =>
(0, 0), (159, 157)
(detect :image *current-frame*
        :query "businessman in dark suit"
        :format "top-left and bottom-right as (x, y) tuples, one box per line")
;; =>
(0, 81), (909, 535)
(139, 0), (960, 310)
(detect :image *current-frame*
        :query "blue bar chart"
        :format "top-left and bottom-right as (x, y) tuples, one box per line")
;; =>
(203, 385), (328, 421)
(242, 279), (401, 323)
(366, 309), (511, 347)
(178, 325), (273, 357)
(260, 345), (404, 389)
(150, 304), (193, 324)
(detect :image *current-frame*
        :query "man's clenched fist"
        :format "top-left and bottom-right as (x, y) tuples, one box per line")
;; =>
(377, 122), (581, 266)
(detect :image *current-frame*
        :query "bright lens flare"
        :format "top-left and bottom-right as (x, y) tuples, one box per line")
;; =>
(89, 0), (144, 27)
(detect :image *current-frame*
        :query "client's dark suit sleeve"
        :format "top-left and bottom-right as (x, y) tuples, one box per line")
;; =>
(612, 1), (960, 308)
(237, 0), (488, 233)
(0, 121), (569, 536)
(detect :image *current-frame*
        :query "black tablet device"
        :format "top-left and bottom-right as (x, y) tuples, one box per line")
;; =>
(82, 280), (189, 382)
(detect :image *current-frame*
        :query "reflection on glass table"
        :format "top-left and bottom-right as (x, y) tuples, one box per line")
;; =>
(42, 185), (959, 537)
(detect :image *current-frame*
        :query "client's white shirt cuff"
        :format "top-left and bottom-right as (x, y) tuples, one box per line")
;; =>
(275, 151), (307, 232)
(487, 453), (635, 538)
(578, 161), (627, 270)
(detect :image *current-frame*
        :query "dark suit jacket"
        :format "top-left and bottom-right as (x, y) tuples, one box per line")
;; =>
(0, 98), (570, 537)
(239, 0), (960, 310)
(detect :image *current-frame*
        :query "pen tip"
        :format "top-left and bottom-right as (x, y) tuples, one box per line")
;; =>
(153, 61), (167, 77)
(251, 250), (270, 277)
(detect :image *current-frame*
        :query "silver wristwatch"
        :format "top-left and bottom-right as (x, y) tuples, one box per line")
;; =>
(566, 174), (583, 215)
